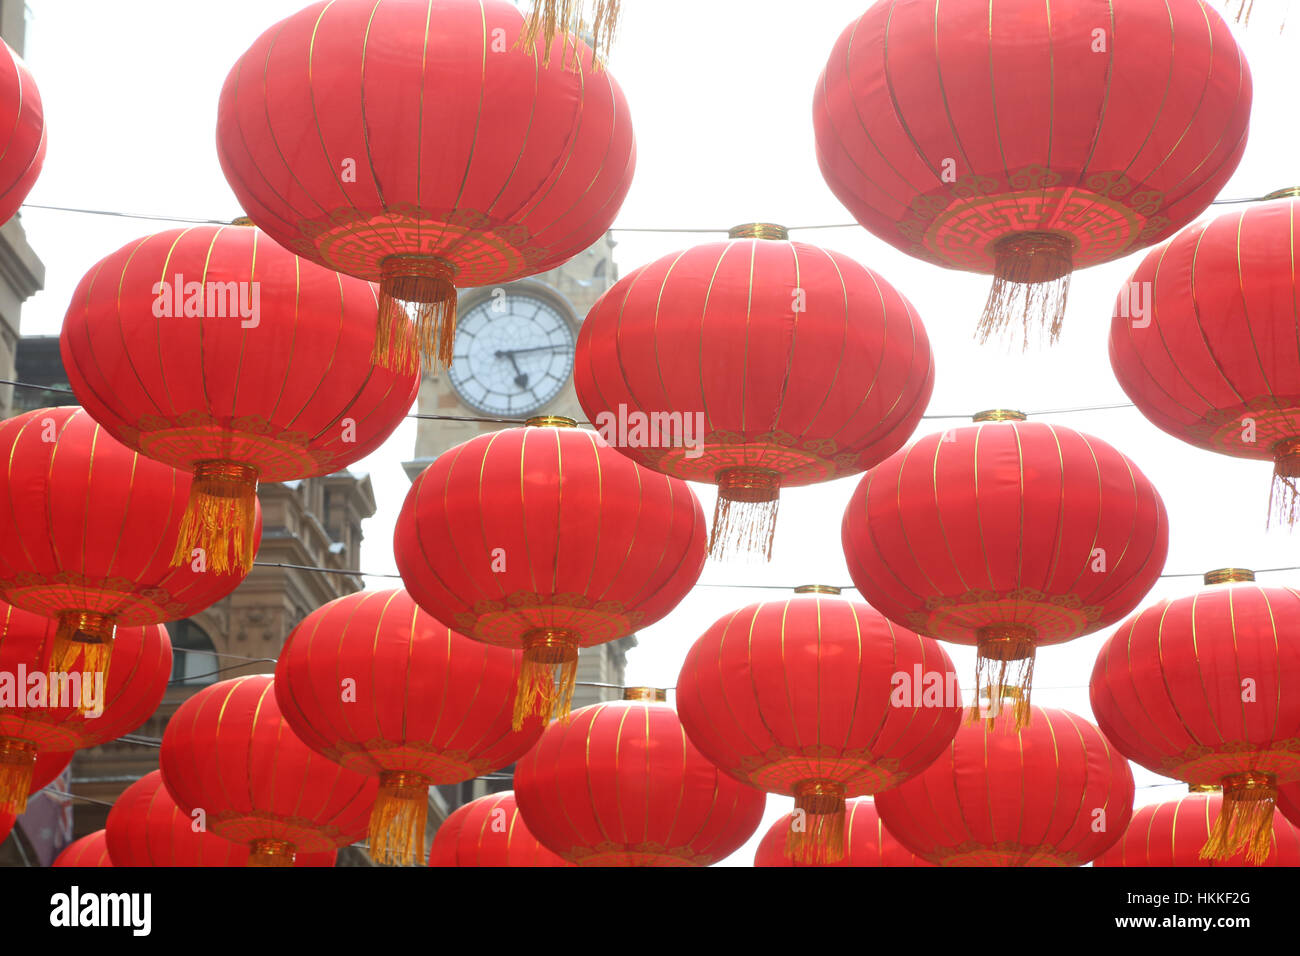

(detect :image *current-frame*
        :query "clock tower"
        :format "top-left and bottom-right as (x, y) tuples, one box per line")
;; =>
(403, 232), (635, 710)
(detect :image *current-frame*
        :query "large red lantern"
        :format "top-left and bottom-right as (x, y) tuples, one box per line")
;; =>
(51, 830), (113, 867)
(1281, 781), (1300, 829)
(0, 38), (45, 226)
(160, 675), (377, 866)
(575, 227), (934, 560)
(514, 690), (766, 866)
(1091, 569), (1300, 863)
(275, 589), (542, 866)
(676, 588), (962, 863)
(0, 600), (170, 815)
(813, 0), (1251, 344)
(842, 413), (1168, 725)
(1094, 787), (1300, 868)
(875, 705), (1134, 866)
(395, 420), (707, 727)
(105, 771), (334, 868)
(61, 224), (418, 573)
(215, 0), (635, 373)
(0, 407), (253, 682)
(1109, 196), (1300, 525)
(753, 798), (932, 868)
(428, 791), (571, 868)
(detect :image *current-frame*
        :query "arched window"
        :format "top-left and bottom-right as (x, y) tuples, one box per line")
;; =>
(166, 619), (219, 687)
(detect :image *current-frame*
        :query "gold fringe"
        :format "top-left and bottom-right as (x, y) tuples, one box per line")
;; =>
(369, 771), (431, 867)
(977, 232), (1074, 350)
(1201, 772), (1277, 864)
(247, 839), (296, 867)
(374, 257), (458, 374)
(786, 780), (847, 864)
(50, 611), (115, 715)
(1268, 441), (1300, 529)
(710, 468), (781, 562)
(513, 630), (579, 731)
(520, 0), (621, 70)
(170, 461), (259, 575)
(0, 739), (38, 815)
(972, 625), (1036, 730)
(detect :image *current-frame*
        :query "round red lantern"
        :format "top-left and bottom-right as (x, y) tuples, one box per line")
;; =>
(105, 770), (335, 868)
(842, 412), (1168, 725)
(0, 407), (253, 682)
(813, 0), (1251, 344)
(514, 690), (766, 866)
(1280, 780), (1300, 829)
(1091, 569), (1300, 862)
(676, 588), (962, 863)
(160, 675), (376, 866)
(1109, 195), (1300, 525)
(428, 791), (571, 868)
(61, 224), (418, 573)
(395, 419), (707, 727)
(753, 798), (932, 868)
(51, 830), (113, 867)
(875, 705), (1134, 866)
(575, 226), (934, 560)
(0, 38), (45, 226)
(275, 588), (542, 866)
(216, 0), (635, 373)
(1095, 787), (1300, 867)
(0, 600), (170, 815)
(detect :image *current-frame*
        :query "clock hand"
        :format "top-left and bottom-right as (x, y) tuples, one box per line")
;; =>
(494, 350), (531, 390)
(494, 344), (567, 358)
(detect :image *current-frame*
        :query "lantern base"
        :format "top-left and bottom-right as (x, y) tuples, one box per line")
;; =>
(171, 460), (260, 575)
(978, 232), (1074, 350)
(0, 738), (37, 815)
(514, 629), (580, 731)
(369, 771), (431, 867)
(973, 625), (1037, 730)
(375, 256), (458, 374)
(50, 610), (115, 714)
(710, 468), (781, 562)
(1201, 771), (1277, 864)
(247, 839), (296, 867)
(1268, 439), (1300, 528)
(786, 780), (847, 864)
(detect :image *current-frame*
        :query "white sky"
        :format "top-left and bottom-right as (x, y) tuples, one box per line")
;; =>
(15, 1), (1300, 866)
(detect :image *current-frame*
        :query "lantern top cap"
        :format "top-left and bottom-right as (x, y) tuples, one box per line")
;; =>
(1188, 782), (1222, 794)
(728, 223), (789, 240)
(525, 415), (579, 428)
(793, 584), (842, 595)
(623, 686), (667, 702)
(1264, 187), (1300, 200)
(972, 409), (1027, 423)
(1203, 568), (1255, 585)
(229, 216), (256, 227)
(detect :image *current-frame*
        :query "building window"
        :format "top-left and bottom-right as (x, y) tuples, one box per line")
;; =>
(166, 620), (219, 686)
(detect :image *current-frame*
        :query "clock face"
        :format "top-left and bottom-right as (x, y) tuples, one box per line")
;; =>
(447, 291), (576, 417)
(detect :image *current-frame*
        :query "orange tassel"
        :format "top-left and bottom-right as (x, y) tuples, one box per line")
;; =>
(374, 255), (458, 374)
(514, 629), (579, 731)
(786, 780), (847, 864)
(710, 468), (781, 562)
(972, 625), (1037, 729)
(1201, 771), (1277, 864)
(978, 232), (1074, 350)
(246, 839), (296, 867)
(369, 771), (431, 867)
(50, 611), (115, 715)
(0, 738), (38, 815)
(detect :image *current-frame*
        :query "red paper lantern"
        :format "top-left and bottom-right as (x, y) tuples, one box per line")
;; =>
(1280, 781), (1300, 829)
(0, 600), (170, 815)
(515, 691), (766, 866)
(160, 675), (377, 866)
(842, 413), (1168, 725)
(1094, 788), (1300, 868)
(51, 830), (113, 867)
(1108, 196), (1300, 525)
(215, 0), (635, 372)
(676, 589), (961, 863)
(1091, 569), (1300, 862)
(813, 0), (1251, 344)
(0, 38), (45, 226)
(275, 588), (542, 866)
(575, 227), (934, 560)
(105, 770), (335, 868)
(428, 791), (571, 868)
(0, 406), (253, 683)
(61, 224), (418, 573)
(753, 798), (932, 868)
(875, 705), (1134, 866)
(395, 420), (707, 727)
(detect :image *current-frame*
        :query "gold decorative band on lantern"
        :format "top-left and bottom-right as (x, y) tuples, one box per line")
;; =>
(1188, 782), (1223, 794)
(793, 584), (842, 595)
(973, 624), (1037, 730)
(972, 408), (1028, 423)
(1201, 770), (1278, 864)
(727, 223), (789, 240)
(787, 779), (847, 864)
(979, 231), (1075, 349)
(623, 687), (668, 702)
(1264, 187), (1300, 200)
(514, 628), (580, 731)
(710, 467), (782, 563)
(1203, 568), (1256, 585)
(370, 770), (432, 867)
(247, 838), (296, 867)
(0, 738), (38, 815)
(172, 459), (261, 576)
(229, 216), (256, 226)
(374, 254), (459, 373)
(524, 415), (578, 428)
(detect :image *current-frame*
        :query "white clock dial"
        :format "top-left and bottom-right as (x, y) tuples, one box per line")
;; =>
(447, 292), (576, 416)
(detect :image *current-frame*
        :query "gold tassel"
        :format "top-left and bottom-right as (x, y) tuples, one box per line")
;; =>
(171, 460), (259, 575)
(710, 467), (781, 562)
(374, 255), (458, 374)
(246, 839), (296, 867)
(369, 771), (431, 867)
(50, 610), (115, 715)
(0, 738), (38, 815)
(786, 780), (847, 864)
(972, 625), (1037, 730)
(513, 629), (580, 731)
(1201, 771), (1277, 864)
(977, 232), (1074, 350)
(1268, 439), (1300, 528)
(520, 0), (621, 70)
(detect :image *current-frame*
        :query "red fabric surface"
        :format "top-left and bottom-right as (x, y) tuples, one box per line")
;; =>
(514, 700), (766, 866)
(676, 594), (961, 795)
(842, 420), (1168, 646)
(1095, 792), (1300, 867)
(875, 706), (1134, 866)
(0, 38), (44, 225)
(813, 0), (1251, 275)
(428, 791), (570, 868)
(61, 226), (418, 480)
(51, 830), (113, 867)
(275, 588), (541, 782)
(754, 798), (932, 868)
(215, 0), (634, 287)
